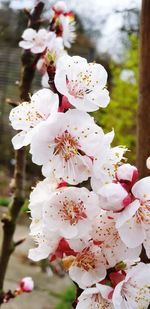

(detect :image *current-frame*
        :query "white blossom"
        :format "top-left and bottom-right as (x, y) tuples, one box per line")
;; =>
(112, 263), (150, 309)
(90, 211), (141, 268)
(76, 284), (114, 309)
(43, 187), (100, 239)
(68, 243), (107, 289)
(55, 55), (110, 111)
(30, 109), (106, 184)
(9, 89), (59, 149)
(19, 29), (55, 54)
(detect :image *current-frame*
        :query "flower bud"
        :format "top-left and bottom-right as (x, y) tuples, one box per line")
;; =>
(19, 277), (34, 293)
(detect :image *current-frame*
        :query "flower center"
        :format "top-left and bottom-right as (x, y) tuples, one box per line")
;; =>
(59, 199), (87, 225)
(66, 73), (93, 99)
(135, 204), (150, 224)
(54, 130), (80, 161)
(73, 247), (96, 271)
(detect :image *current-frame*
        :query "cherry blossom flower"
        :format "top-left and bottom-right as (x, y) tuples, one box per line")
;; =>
(19, 28), (55, 54)
(19, 277), (34, 293)
(54, 55), (110, 111)
(90, 211), (141, 268)
(43, 187), (100, 239)
(68, 243), (107, 289)
(112, 263), (150, 309)
(10, 88), (59, 149)
(59, 15), (76, 48)
(116, 176), (150, 257)
(30, 109), (106, 184)
(76, 284), (114, 309)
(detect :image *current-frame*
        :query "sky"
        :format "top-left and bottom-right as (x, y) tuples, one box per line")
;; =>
(0, 0), (142, 58)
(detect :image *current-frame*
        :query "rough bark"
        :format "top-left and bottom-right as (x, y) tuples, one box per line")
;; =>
(0, 2), (44, 304)
(137, 0), (150, 179)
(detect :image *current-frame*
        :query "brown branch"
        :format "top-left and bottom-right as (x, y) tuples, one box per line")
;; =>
(0, 2), (44, 304)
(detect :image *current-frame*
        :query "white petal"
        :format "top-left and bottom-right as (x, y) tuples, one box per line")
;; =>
(12, 131), (27, 149)
(132, 176), (150, 201)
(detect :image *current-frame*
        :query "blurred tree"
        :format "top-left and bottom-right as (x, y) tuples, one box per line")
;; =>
(137, 0), (150, 178)
(93, 34), (138, 163)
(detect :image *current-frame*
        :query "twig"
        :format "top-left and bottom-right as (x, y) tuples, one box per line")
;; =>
(0, 2), (44, 305)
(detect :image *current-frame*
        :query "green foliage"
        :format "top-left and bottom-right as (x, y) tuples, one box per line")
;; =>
(49, 285), (76, 309)
(93, 34), (138, 163)
(0, 197), (9, 207)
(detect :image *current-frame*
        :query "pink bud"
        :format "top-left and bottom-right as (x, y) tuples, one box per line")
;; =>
(116, 164), (138, 183)
(53, 1), (67, 14)
(19, 277), (34, 293)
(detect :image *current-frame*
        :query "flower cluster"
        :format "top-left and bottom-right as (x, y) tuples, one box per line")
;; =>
(19, 1), (76, 88)
(9, 1), (150, 308)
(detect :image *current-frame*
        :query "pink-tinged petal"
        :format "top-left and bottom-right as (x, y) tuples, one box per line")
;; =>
(116, 163), (138, 182)
(132, 176), (150, 201)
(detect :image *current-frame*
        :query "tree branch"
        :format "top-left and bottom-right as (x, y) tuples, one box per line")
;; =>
(0, 2), (44, 304)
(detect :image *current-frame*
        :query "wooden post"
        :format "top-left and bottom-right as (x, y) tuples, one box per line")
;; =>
(137, 0), (150, 179)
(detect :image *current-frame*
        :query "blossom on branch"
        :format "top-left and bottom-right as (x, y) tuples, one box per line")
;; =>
(90, 211), (141, 268)
(30, 109), (107, 184)
(19, 28), (54, 54)
(10, 89), (59, 149)
(19, 277), (34, 293)
(112, 263), (150, 309)
(67, 243), (107, 289)
(55, 55), (110, 111)
(76, 284), (114, 309)
(42, 186), (100, 239)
